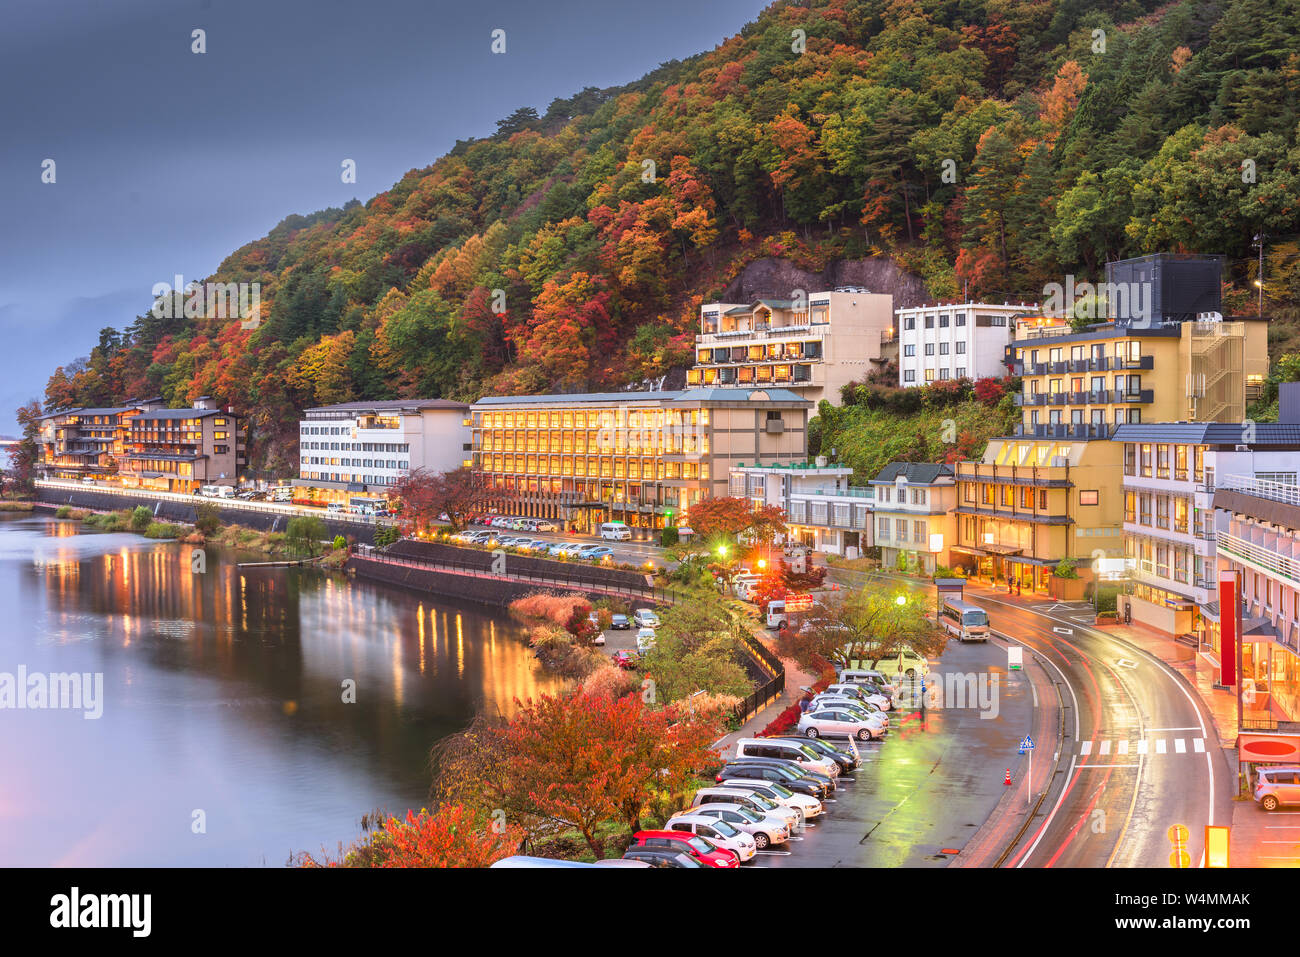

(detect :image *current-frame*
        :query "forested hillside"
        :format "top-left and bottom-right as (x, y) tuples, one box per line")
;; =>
(40, 0), (1300, 475)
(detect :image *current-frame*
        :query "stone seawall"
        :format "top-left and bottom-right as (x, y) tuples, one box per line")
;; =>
(34, 486), (376, 545)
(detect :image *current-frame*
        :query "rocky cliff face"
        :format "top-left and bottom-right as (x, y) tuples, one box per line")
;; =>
(721, 257), (931, 308)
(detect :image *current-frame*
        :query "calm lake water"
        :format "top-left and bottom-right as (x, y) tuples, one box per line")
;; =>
(0, 511), (563, 866)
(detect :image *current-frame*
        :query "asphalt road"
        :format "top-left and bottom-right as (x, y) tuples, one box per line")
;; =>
(977, 590), (1235, 869)
(756, 639), (1033, 868)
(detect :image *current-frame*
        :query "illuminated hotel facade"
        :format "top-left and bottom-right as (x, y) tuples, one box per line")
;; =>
(469, 388), (812, 533)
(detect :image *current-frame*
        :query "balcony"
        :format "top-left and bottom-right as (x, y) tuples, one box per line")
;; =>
(1017, 355), (1155, 376)
(1111, 389), (1154, 404)
(696, 324), (829, 347)
(1220, 475), (1300, 507)
(1218, 532), (1300, 585)
(1012, 423), (1111, 440)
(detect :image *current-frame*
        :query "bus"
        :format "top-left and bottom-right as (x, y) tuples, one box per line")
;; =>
(940, 597), (990, 643)
(348, 496), (385, 516)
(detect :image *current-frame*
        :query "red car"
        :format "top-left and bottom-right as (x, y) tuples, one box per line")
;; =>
(630, 830), (738, 868)
(613, 649), (639, 670)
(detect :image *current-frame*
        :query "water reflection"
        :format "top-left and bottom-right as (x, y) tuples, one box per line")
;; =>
(0, 513), (563, 866)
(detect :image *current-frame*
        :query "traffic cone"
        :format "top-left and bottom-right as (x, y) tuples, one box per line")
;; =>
(1004, 768), (1012, 786)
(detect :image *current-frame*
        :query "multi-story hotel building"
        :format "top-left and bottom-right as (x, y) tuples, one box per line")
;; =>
(119, 397), (246, 493)
(1112, 422), (1299, 641)
(952, 270), (1268, 591)
(689, 290), (895, 405)
(36, 406), (142, 482)
(38, 396), (246, 493)
(869, 463), (957, 576)
(895, 301), (1039, 387)
(470, 387), (812, 533)
(295, 399), (472, 504)
(1212, 472), (1300, 723)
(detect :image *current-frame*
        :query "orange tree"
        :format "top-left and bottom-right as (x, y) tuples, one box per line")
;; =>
(494, 690), (722, 857)
(295, 804), (524, 868)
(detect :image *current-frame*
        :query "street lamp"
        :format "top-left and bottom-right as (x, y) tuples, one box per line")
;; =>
(895, 594), (907, 607)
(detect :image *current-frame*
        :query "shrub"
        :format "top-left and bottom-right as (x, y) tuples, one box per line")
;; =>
(144, 522), (186, 539)
(193, 502), (221, 535)
(130, 505), (153, 532)
(333, 535), (347, 550)
(1054, 558), (1079, 579)
(373, 525), (399, 548)
(759, 702), (803, 737)
(660, 526), (679, 547)
(55, 505), (72, 518)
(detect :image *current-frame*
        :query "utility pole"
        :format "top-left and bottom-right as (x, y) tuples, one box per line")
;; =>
(1253, 233), (1266, 317)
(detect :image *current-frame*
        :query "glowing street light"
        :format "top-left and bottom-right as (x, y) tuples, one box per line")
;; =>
(895, 594), (907, 607)
(757, 558), (767, 570)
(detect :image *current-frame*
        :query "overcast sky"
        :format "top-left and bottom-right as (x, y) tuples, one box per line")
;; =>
(0, 0), (769, 434)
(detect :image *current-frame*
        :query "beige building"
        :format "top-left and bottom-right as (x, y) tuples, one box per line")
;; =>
(953, 311), (1268, 592)
(470, 387), (812, 532)
(689, 289), (895, 405)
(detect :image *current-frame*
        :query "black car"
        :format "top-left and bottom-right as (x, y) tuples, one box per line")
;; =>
(610, 614), (632, 630)
(726, 755), (837, 792)
(773, 736), (859, 773)
(716, 761), (829, 800)
(622, 847), (704, 868)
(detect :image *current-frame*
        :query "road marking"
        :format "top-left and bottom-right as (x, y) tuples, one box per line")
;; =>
(1080, 740), (1093, 756)
(1115, 658), (1138, 669)
(1175, 738), (1187, 753)
(1117, 740), (1129, 755)
(1150, 726), (1201, 732)
(1077, 763), (1140, 769)
(1053, 626), (1074, 635)
(1156, 739), (1167, 754)
(1137, 740), (1150, 754)
(1099, 740), (1111, 756)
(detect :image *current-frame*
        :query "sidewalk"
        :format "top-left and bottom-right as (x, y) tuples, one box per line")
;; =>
(712, 628), (820, 753)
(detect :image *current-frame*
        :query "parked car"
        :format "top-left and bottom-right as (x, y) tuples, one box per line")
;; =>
(620, 848), (704, 868)
(798, 707), (883, 741)
(547, 542), (579, 556)
(629, 831), (738, 868)
(872, 650), (931, 679)
(583, 546), (615, 560)
(635, 628), (657, 653)
(719, 779), (824, 820)
(633, 609), (660, 628)
(532, 520), (558, 532)
(734, 738), (841, 779)
(771, 736), (860, 773)
(664, 815), (757, 862)
(610, 614), (632, 630)
(1255, 766), (1300, 811)
(823, 682), (894, 712)
(810, 694), (889, 726)
(716, 760), (831, 799)
(685, 804), (789, 849)
(613, 649), (638, 670)
(689, 787), (802, 832)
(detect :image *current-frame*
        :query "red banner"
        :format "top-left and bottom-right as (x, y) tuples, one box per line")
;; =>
(1219, 571), (1238, 687)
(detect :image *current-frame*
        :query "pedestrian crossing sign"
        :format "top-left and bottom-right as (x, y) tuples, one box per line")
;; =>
(1019, 736), (1035, 753)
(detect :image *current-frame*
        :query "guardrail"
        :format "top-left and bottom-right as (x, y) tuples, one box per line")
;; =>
(1221, 474), (1300, 508)
(35, 479), (388, 528)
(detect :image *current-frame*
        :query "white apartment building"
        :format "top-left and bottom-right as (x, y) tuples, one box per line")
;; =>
(691, 288), (895, 405)
(728, 460), (872, 556)
(896, 302), (1039, 387)
(296, 399), (472, 503)
(868, 462), (957, 576)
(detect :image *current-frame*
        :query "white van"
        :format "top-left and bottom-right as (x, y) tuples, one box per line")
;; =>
(198, 485), (221, 498)
(326, 503), (346, 515)
(216, 485), (235, 499)
(272, 487), (293, 503)
(600, 521), (632, 541)
(733, 738), (839, 778)
(941, 597), (990, 642)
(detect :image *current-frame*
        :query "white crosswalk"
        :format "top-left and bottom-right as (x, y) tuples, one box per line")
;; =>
(1076, 736), (1208, 757)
